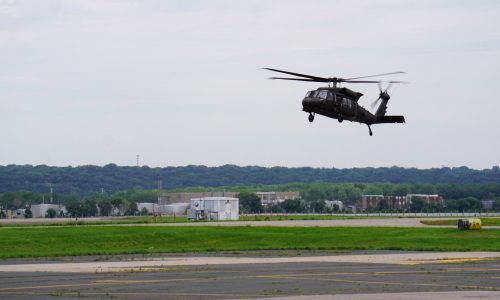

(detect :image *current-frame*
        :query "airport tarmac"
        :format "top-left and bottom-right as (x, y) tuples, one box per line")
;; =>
(1, 251), (500, 299)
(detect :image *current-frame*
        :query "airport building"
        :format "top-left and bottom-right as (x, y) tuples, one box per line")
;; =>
(158, 192), (236, 205)
(31, 204), (66, 218)
(359, 194), (443, 210)
(256, 192), (300, 207)
(325, 200), (343, 212)
(187, 197), (239, 221)
(136, 202), (160, 214)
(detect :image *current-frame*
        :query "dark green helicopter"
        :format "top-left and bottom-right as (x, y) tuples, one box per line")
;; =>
(264, 68), (407, 136)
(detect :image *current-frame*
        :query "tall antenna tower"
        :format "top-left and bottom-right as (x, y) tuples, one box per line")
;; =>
(49, 183), (53, 204)
(136, 154), (140, 167)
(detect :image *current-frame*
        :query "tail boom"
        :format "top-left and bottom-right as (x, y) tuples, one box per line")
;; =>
(376, 115), (405, 123)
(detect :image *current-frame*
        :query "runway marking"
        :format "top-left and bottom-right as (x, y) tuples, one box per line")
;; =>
(257, 274), (500, 291)
(0, 291), (259, 297)
(0, 278), (197, 292)
(399, 257), (498, 265)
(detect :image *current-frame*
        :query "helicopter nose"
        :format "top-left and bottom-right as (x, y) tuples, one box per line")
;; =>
(302, 97), (320, 110)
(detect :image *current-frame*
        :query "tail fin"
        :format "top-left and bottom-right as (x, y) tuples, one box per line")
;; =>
(375, 99), (388, 117)
(377, 115), (405, 123)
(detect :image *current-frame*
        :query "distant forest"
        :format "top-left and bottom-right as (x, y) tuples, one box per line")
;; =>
(1, 164), (499, 197)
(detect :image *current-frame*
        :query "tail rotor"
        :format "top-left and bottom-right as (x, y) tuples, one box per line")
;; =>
(371, 81), (393, 109)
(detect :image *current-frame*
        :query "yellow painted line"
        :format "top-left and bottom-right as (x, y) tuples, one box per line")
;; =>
(437, 258), (495, 264)
(399, 257), (495, 265)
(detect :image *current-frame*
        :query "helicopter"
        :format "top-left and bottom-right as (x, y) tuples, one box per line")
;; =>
(264, 68), (407, 136)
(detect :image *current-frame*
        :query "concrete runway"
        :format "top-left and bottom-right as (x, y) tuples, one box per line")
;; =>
(1, 252), (500, 299)
(1, 218), (499, 299)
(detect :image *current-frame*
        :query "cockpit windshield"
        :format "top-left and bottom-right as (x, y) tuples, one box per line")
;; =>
(305, 90), (329, 99)
(317, 90), (328, 99)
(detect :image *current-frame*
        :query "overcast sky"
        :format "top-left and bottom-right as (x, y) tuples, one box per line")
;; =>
(1, 0), (499, 169)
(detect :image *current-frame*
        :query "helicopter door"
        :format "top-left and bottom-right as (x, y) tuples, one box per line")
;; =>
(341, 97), (354, 115)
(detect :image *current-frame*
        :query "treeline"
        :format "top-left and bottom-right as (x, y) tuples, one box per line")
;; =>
(237, 184), (500, 214)
(0, 189), (158, 218)
(2, 182), (500, 216)
(1, 164), (500, 197)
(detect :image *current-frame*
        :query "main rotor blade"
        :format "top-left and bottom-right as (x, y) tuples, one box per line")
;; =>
(345, 71), (405, 80)
(269, 77), (328, 82)
(343, 80), (383, 83)
(387, 80), (410, 84)
(263, 68), (329, 82)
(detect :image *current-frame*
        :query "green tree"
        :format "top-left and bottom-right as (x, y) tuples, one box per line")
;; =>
(98, 199), (112, 216)
(309, 200), (325, 213)
(110, 198), (124, 215)
(65, 200), (83, 217)
(377, 199), (390, 212)
(269, 204), (284, 213)
(409, 197), (426, 212)
(24, 207), (32, 218)
(140, 207), (149, 216)
(126, 201), (138, 216)
(281, 199), (306, 213)
(83, 199), (98, 217)
(236, 191), (262, 213)
(45, 208), (57, 218)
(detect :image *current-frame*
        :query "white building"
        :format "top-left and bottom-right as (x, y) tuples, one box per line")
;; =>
(137, 202), (160, 215)
(325, 200), (343, 212)
(187, 197), (239, 221)
(158, 203), (190, 216)
(31, 204), (65, 218)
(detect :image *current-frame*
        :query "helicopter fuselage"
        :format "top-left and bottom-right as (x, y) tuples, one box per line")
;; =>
(302, 87), (378, 125)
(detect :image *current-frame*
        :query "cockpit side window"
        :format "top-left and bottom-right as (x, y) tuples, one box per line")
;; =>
(318, 90), (328, 99)
(305, 91), (314, 97)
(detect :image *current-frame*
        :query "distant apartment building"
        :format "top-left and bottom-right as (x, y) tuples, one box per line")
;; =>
(359, 194), (443, 210)
(256, 192), (300, 207)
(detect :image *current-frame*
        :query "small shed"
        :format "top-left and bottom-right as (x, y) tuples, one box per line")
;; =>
(187, 197), (239, 221)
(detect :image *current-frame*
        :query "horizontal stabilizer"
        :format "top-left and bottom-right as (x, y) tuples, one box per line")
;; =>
(377, 115), (405, 123)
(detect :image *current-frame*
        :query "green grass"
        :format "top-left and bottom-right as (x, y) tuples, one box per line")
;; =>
(1, 226), (499, 259)
(421, 218), (500, 226)
(0, 216), (190, 227)
(238, 215), (367, 221)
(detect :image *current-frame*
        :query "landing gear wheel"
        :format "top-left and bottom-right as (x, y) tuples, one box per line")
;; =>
(368, 125), (373, 136)
(308, 113), (315, 123)
(338, 118), (343, 123)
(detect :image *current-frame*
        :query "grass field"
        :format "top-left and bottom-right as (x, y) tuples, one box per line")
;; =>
(420, 218), (500, 226)
(1, 226), (499, 259)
